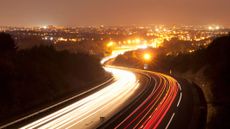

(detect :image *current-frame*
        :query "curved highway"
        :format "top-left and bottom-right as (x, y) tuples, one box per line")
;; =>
(18, 67), (142, 129)
(18, 66), (181, 129)
(0, 57), (184, 129)
(99, 67), (181, 129)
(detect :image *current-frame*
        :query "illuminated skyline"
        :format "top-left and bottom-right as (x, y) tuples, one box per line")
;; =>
(0, 0), (229, 27)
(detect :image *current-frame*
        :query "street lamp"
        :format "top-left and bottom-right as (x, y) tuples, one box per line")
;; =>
(106, 41), (114, 47)
(143, 53), (152, 61)
(143, 53), (152, 69)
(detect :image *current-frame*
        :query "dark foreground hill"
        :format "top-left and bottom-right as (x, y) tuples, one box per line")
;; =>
(0, 33), (108, 121)
(113, 35), (230, 129)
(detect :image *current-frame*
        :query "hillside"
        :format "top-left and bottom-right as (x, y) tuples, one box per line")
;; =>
(113, 35), (230, 129)
(0, 33), (109, 121)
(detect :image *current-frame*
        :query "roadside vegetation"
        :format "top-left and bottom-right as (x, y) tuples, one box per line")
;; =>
(113, 34), (230, 129)
(0, 33), (108, 121)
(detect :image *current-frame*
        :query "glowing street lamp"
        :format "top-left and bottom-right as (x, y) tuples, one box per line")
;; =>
(143, 53), (152, 69)
(143, 53), (152, 61)
(107, 41), (114, 47)
(43, 25), (48, 29)
(135, 38), (141, 44)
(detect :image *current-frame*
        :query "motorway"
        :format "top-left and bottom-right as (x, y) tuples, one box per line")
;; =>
(0, 55), (205, 129)
(19, 67), (142, 129)
(98, 67), (181, 129)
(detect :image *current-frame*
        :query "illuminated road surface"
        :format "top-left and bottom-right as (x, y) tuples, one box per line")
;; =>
(19, 67), (180, 129)
(20, 68), (140, 129)
(1, 53), (181, 129)
(112, 68), (180, 129)
(100, 53), (181, 129)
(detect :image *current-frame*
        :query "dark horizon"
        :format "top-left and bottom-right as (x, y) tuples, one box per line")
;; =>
(0, 0), (229, 27)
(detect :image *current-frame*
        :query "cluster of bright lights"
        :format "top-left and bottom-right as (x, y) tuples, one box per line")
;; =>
(107, 41), (114, 47)
(105, 37), (164, 52)
(58, 37), (68, 42)
(208, 25), (221, 30)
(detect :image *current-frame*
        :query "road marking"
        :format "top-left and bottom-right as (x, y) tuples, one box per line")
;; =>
(178, 83), (182, 91)
(177, 92), (182, 107)
(0, 77), (113, 129)
(165, 113), (175, 129)
(20, 68), (139, 129)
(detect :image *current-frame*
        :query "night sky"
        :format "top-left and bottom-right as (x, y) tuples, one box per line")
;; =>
(0, 0), (229, 27)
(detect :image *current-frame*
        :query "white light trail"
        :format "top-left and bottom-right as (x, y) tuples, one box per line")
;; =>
(21, 67), (139, 129)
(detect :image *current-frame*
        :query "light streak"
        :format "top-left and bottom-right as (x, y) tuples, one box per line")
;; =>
(21, 68), (139, 129)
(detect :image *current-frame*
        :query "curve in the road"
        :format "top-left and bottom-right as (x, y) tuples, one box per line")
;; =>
(19, 67), (142, 129)
(1, 66), (181, 129)
(110, 69), (179, 129)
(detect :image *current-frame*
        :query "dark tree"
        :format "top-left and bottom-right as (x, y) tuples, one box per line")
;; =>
(0, 33), (108, 121)
(0, 33), (17, 57)
(0, 33), (17, 109)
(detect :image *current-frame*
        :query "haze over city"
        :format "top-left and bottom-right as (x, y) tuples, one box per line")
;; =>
(0, 0), (230, 27)
(0, 0), (230, 129)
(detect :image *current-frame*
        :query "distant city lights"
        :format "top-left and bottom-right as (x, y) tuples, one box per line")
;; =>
(1, 24), (229, 55)
(43, 25), (47, 29)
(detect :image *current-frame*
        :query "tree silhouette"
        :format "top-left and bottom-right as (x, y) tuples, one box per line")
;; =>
(113, 35), (230, 129)
(0, 33), (107, 121)
(0, 33), (17, 58)
(0, 33), (16, 109)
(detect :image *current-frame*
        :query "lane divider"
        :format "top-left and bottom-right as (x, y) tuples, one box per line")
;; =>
(165, 113), (175, 129)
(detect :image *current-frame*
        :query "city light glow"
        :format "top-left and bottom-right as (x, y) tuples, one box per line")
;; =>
(143, 53), (152, 61)
(107, 41), (114, 47)
(43, 26), (47, 29)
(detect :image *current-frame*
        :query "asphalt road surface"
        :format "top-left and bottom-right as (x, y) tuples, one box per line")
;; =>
(0, 66), (206, 129)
